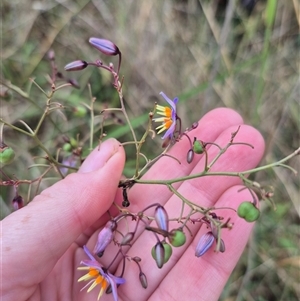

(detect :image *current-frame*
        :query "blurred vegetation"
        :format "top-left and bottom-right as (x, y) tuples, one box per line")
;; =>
(1, 0), (299, 300)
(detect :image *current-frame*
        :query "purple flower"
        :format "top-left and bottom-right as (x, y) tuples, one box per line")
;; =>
(153, 92), (178, 140)
(78, 245), (125, 301)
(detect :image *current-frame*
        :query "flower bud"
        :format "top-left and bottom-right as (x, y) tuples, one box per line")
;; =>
(168, 229), (186, 247)
(93, 220), (117, 257)
(151, 242), (165, 268)
(195, 231), (215, 257)
(193, 140), (204, 154)
(89, 37), (120, 56)
(219, 239), (225, 253)
(139, 272), (148, 289)
(0, 144), (15, 166)
(64, 60), (88, 71)
(237, 201), (260, 222)
(12, 195), (24, 210)
(186, 149), (194, 164)
(154, 205), (169, 232)
(151, 241), (173, 265)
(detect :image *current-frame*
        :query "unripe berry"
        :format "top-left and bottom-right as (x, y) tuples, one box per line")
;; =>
(237, 201), (260, 222)
(168, 229), (186, 247)
(0, 144), (15, 165)
(193, 139), (204, 154)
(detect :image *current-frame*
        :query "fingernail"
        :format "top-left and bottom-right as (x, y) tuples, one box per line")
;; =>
(78, 139), (120, 173)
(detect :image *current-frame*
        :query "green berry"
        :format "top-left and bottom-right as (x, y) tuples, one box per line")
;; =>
(62, 143), (72, 152)
(168, 229), (186, 247)
(73, 105), (87, 117)
(0, 145), (15, 165)
(237, 201), (260, 222)
(151, 242), (173, 264)
(193, 140), (204, 154)
(70, 137), (78, 148)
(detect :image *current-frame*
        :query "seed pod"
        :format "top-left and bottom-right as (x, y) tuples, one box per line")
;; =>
(64, 60), (88, 71)
(89, 37), (120, 56)
(237, 201), (260, 222)
(154, 205), (169, 232)
(187, 149), (194, 164)
(168, 229), (186, 247)
(0, 144), (15, 166)
(195, 232), (215, 257)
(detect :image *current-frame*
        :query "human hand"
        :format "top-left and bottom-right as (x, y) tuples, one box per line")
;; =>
(1, 108), (265, 301)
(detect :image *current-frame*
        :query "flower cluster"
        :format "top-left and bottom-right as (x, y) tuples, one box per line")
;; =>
(60, 37), (265, 301)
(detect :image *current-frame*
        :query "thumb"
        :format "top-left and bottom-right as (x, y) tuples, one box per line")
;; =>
(2, 138), (125, 285)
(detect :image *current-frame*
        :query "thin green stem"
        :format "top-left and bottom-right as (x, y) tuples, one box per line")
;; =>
(135, 147), (299, 186)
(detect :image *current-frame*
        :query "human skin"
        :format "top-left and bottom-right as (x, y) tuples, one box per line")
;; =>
(1, 108), (265, 301)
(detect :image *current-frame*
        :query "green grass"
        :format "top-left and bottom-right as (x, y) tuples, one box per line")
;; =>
(1, 0), (299, 300)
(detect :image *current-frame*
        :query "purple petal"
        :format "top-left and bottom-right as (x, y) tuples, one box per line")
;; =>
(107, 273), (125, 301)
(83, 245), (95, 261)
(159, 92), (177, 111)
(161, 122), (176, 140)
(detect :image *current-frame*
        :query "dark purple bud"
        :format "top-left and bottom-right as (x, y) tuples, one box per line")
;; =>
(219, 239), (225, 253)
(64, 60), (88, 71)
(12, 195), (24, 210)
(195, 231), (215, 257)
(154, 205), (169, 232)
(93, 220), (117, 257)
(187, 149), (194, 164)
(139, 272), (148, 289)
(152, 242), (165, 269)
(120, 232), (135, 245)
(89, 37), (120, 56)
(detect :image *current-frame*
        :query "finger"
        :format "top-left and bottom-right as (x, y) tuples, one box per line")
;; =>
(117, 124), (264, 300)
(1, 138), (125, 298)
